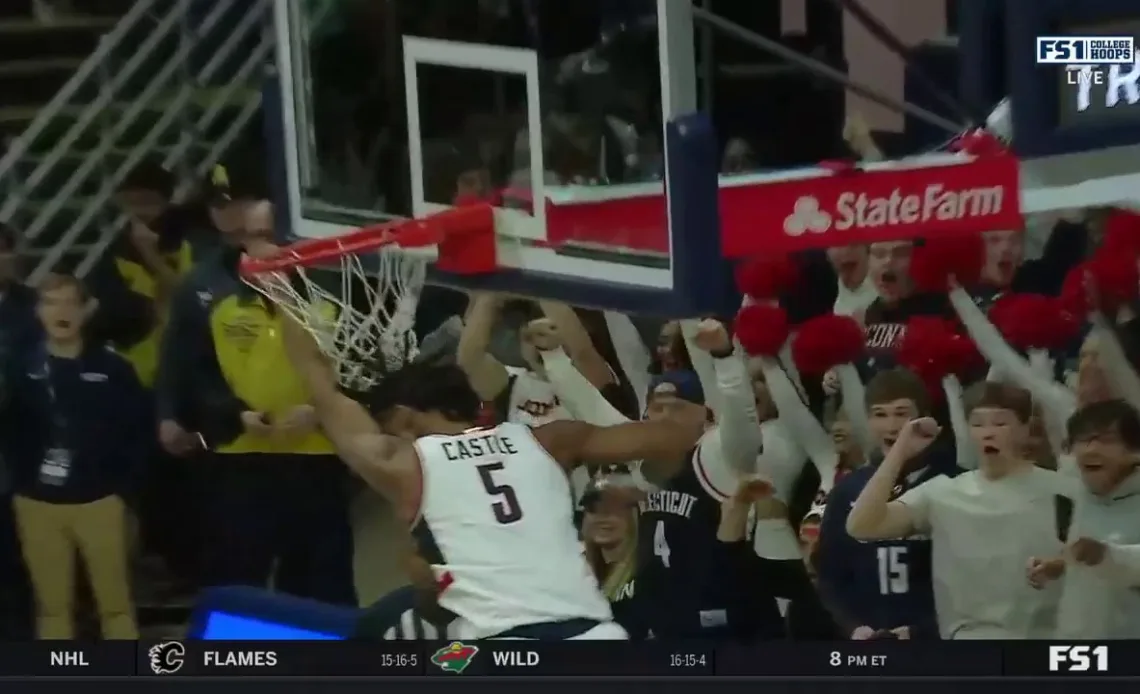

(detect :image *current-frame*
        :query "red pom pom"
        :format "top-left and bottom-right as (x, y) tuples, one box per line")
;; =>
(734, 256), (800, 300)
(790, 314), (866, 374)
(988, 294), (1083, 351)
(1101, 210), (1140, 256)
(895, 318), (983, 398)
(909, 235), (985, 293)
(1059, 263), (1092, 315)
(1065, 253), (1140, 314)
(1089, 248), (1139, 312)
(734, 304), (790, 357)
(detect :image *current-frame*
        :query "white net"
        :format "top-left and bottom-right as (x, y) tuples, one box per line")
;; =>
(244, 246), (429, 391)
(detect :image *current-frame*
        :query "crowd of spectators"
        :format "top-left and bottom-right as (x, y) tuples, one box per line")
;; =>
(0, 0), (1139, 648)
(4, 139), (1135, 643)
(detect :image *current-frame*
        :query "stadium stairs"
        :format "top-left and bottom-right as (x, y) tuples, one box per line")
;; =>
(0, 0), (275, 636)
(0, 0), (272, 283)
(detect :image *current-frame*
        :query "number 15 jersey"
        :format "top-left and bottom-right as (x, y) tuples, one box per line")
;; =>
(410, 422), (613, 638)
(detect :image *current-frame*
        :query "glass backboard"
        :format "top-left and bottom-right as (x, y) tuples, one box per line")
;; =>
(269, 0), (1140, 321)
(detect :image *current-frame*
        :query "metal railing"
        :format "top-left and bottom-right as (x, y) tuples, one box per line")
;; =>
(0, 0), (274, 282)
(0, 0), (162, 182)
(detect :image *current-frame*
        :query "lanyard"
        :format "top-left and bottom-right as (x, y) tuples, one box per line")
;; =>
(39, 349), (68, 448)
(42, 354), (55, 406)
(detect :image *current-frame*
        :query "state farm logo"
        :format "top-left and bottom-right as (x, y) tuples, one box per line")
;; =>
(783, 183), (1006, 236)
(783, 197), (832, 236)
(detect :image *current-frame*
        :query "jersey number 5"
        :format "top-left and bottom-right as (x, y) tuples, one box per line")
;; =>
(477, 462), (523, 524)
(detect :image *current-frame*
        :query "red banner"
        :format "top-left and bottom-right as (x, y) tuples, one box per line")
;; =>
(719, 153), (1023, 258)
(541, 152), (1021, 259)
(545, 188), (669, 254)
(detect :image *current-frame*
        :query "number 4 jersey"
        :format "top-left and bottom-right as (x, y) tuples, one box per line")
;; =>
(635, 443), (742, 637)
(410, 422), (614, 638)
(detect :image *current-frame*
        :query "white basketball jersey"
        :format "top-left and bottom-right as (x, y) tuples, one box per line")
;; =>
(412, 422), (614, 638)
(507, 369), (570, 426)
(505, 369), (593, 504)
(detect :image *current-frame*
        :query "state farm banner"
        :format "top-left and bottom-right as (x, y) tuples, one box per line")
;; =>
(719, 152), (1022, 258)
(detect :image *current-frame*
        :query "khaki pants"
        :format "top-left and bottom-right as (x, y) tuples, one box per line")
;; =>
(12, 495), (138, 639)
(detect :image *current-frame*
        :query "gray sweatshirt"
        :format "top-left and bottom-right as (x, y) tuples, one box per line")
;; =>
(1055, 469), (1140, 639)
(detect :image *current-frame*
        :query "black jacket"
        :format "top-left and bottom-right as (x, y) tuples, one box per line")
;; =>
(0, 283), (41, 495)
(0, 284), (41, 369)
(86, 204), (220, 349)
(0, 342), (150, 504)
(154, 245), (255, 445)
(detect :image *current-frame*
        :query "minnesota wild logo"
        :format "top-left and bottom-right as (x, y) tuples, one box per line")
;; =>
(431, 641), (479, 674)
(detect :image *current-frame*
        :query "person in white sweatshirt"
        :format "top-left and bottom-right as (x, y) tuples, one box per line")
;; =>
(948, 278), (1140, 466)
(847, 382), (1067, 639)
(827, 245), (878, 318)
(1028, 399), (1140, 639)
(457, 294), (619, 427)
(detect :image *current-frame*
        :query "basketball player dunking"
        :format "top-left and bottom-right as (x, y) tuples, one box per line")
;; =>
(277, 314), (706, 640)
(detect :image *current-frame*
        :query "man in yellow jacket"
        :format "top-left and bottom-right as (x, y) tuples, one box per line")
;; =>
(156, 183), (355, 606)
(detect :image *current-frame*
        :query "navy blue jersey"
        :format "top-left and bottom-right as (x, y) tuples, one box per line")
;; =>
(815, 446), (960, 636)
(608, 577), (648, 640)
(636, 448), (734, 637)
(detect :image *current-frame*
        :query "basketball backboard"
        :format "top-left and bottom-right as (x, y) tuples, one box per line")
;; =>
(270, 0), (1140, 322)
(269, 0), (737, 316)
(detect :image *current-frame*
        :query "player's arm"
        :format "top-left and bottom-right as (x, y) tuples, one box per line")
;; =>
(456, 292), (511, 401)
(693, 320), (763, 474)
(536, 418), (704, 477)
(278, 311), (413, 501)
(540, 347), (631, 425)
(846, 420), (936, 540)
(538, 300), (615, 389)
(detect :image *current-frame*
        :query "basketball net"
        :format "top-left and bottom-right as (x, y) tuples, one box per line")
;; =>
(250, 248), (427, 391)
(240, 205), (497, 391)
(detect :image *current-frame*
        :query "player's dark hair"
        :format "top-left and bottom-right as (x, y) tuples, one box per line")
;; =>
(1067, 399), (1140, 450)
(365, 362), (481, 423)
(864, 367), (930, 414)
(964, 381), (1033, 423)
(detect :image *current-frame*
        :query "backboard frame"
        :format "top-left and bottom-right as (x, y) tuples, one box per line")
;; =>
(402, 36), (548, 244)
(269, 0), (739, 316)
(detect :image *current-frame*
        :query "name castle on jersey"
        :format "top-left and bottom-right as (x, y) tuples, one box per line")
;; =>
(641, 490), (698, 519)
(440, 432), (520, 461)
(413, 422), (615, 638)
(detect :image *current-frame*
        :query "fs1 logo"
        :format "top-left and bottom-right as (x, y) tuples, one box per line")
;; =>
(1048, 645), (1109, 673)
(1037, 36), (1135, 64)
